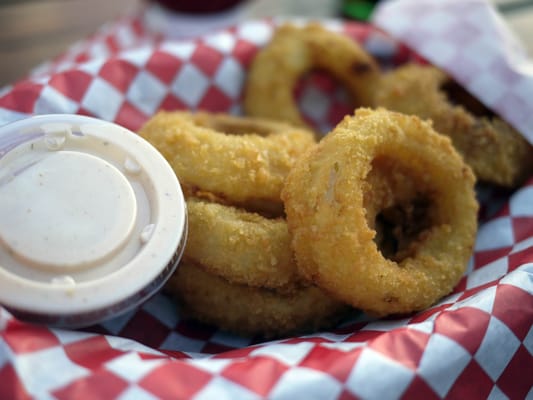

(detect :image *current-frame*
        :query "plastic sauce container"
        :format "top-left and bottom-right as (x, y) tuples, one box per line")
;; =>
(0, 114), (187, 328)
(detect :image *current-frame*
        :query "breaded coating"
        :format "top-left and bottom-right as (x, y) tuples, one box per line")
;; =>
(374, 63), (533, 187)
(138, 111), (315, 207)
(184, 197), (300, 291)
(165, 259), (352, 338)
(282, 108), (478, 316)
(244, 23), (380, 130)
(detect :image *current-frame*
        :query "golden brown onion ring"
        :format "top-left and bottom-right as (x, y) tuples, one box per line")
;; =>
(281, 108), (478, 317)
(373, 63), (533, 187)
(243, 23), (380, 130)
(165, 259), (352, 338)
(138, 111), (315, 206)
(184, 197), (300, 291)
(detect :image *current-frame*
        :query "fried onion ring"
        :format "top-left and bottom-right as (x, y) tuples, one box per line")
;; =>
(244, 23), (380, 130)
(165, 259), (352, 338)
(281, 108), (478, 316)
(374, 63), (533, 187)
(138, 111), (315, 206)
(184, 197), (300, 291)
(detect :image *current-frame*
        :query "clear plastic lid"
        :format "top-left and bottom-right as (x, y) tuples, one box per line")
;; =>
(0, 114), (187, 327)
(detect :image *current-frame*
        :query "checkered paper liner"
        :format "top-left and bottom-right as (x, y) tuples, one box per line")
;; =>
(0, 10), (532, 400)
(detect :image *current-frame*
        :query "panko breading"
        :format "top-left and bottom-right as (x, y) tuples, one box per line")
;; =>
(184, 197), (300, 291)
(138, 111), (315, 208)
(282, 108), (478, 317)
(166, 259), (352, 338)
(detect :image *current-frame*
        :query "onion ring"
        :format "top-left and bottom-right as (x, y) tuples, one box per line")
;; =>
(184, 197), (300, 291)
(281, 108), (478, 316)
(138, 111), (315, 206)
(374, 63), (533, 187)
(165, 259), (352, 338)
(243, 23), (380, 130)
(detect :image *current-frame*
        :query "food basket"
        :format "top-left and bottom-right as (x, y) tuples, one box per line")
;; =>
(0, 2), (531, 399)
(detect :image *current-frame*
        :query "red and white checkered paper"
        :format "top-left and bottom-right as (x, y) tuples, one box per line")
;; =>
(373, 0), (533, 146)
(1, 6), (532, 400)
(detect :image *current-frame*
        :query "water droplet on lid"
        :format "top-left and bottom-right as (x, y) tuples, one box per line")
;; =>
(140, 224), (155, 243)
(41, 123), (70, 150)
(51, 275), (76, 286)
(124, 157), (141, 175)
(44, 134), (66, 150)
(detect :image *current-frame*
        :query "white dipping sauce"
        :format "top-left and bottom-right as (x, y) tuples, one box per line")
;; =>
(0, 115), (187, 327)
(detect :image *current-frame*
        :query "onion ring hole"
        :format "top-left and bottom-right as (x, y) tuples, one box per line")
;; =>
(374, 197), (433, 262)
(440, 79), (495, 119)
(294, 69), (363, 133)
(364, 155), (437, 263)
(195, 117), (273, 137)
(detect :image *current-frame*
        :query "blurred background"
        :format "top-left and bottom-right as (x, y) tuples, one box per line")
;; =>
(1, 0), (532, 87)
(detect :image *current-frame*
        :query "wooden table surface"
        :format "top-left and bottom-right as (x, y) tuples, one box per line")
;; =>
(1, 0), (532, 88)
(0, 0), (143, 87)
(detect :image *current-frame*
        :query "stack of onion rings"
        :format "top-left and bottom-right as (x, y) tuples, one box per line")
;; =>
(139, 111), (350, 337)
(282, 108), (478, 316)
(373, 63), (533, 187)
(244, 23), (380, 132)
(136, 22), (504, 334)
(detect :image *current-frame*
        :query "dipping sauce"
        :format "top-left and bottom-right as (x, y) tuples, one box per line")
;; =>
(0, 114), (187, 327)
